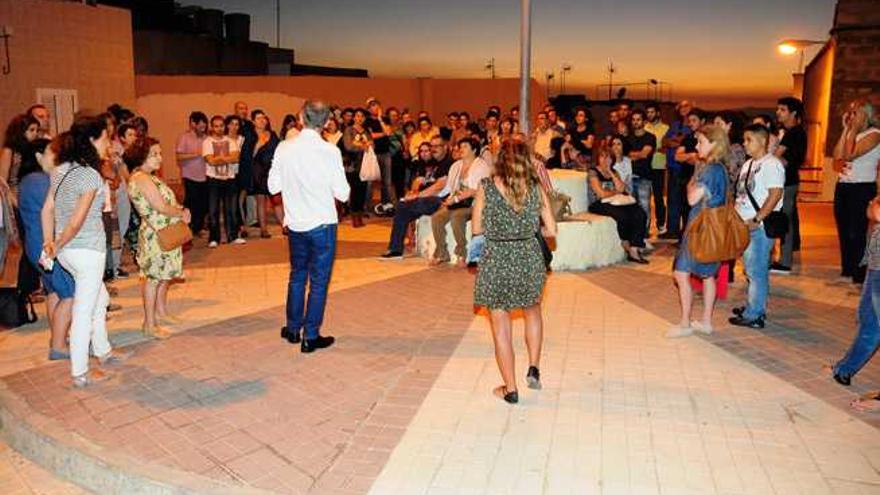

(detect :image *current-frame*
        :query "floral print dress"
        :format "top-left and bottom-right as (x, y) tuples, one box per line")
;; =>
(474, 178), (546, 310)
(128, 172), (183, 281)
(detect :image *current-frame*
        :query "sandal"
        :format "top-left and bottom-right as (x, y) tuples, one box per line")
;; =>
(851, 391), (880, 412)
(142, 325), (172, 340)
(493, 385), (518, 404)
(97, 349), (134, 366)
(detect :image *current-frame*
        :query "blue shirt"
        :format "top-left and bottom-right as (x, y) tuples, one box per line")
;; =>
(664, 120), (692, 174)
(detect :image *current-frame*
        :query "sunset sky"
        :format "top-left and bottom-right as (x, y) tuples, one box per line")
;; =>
(189, 0), (836, 109)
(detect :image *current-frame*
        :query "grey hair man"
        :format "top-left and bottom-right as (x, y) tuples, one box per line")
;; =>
(268, 100), (350, 353)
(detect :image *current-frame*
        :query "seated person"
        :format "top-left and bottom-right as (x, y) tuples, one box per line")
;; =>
(588, 143), (648, 263)
(380, 136), (454, 259)
(430, 137), (492, 267)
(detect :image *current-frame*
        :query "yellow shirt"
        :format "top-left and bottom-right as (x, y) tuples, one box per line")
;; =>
(408, 128), (439, 157)
(646, 121), (670, 170)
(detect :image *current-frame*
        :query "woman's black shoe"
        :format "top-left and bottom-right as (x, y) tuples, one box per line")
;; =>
(301, 335), (335, 353)
(280, 326), (300, 344)
(833, 373), (851, 386)
(526, 366), (542, 390)
(626, 255), (649, 265)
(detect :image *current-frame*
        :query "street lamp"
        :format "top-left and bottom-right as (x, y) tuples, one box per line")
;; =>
(777, 39), (825, 73)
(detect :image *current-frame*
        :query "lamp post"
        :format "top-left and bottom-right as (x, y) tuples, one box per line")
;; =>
(777, 39), (824, 98)
(519, 0), (531, 135)
(560, 63), (572, 94)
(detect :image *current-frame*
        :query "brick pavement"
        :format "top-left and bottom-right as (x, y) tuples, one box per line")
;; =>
(2, 266), (474, 494)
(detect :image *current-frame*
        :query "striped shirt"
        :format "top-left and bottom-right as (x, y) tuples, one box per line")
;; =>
(52, 162), (106, 252)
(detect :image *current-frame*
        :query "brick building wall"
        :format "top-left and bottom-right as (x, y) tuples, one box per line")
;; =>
(825, 0), (880, 155)
(0, 0), (136, 137)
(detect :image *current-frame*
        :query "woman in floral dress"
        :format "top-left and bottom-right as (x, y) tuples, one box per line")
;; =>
(124, 138), (189, 339)
(473, 141), (557, 404)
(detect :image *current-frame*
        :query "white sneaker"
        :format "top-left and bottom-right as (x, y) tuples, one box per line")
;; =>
(208, 241), (219, 248)
(691, 321), (714, 335)
(665, 326), (693, 338)
(658, 227), (668, 235)
(232, 238), (247, 245)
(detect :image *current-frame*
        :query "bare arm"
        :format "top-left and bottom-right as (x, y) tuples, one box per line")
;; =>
(589, 174), (617, 200)
(41, 187), (56, 249)
(539, 187), (558, 238)
(471, 183), (485, 236)
(0, 148), (12, 187)
(629, 145), (653, 161)
(132, 174), (186, 218)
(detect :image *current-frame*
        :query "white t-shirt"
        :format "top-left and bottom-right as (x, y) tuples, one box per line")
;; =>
(735, 153), (785, 220)
(202, 136), (240, 180)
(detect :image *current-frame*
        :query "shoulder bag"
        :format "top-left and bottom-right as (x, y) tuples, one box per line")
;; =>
(685, 166), (750, 263)
(138, 174), (192, 251)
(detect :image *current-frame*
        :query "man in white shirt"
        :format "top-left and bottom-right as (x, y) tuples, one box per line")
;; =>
(532, 112), (557, 161)
(268, 100), (350, 353)
(203, 115), (243, 247)
(729, 124), (785, 329)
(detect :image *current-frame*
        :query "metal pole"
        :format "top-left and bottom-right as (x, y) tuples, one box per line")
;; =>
(275, 0), (280, 48)
(519, 0), (531, 135)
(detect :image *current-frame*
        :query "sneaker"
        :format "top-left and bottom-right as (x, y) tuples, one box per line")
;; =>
(114, 268), (130, 279)
(208, 241), (219, 248)
(379, 251), (404, 260)
(72, 369), (112, 388)
(232, 237), (247, 245)
(729, 315), (765, 329)
(658, 226), (668, 235)
(691, 321), (714, 335)
(107, 303), (122, 313)
(665, 326), (693, 338)
(770, 262), (792, 275)
(658, 232), (679, 241)
(373, 204), (387, 216)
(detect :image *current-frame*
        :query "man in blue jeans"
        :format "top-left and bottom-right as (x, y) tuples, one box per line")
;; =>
(730, 124), (785, 329)
(831, 199), (880, 412)
(268, 100), (350, 353)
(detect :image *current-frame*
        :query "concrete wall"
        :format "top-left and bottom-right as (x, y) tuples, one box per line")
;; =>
(135, 75), (544, 183)
(802, 41), (837, 200)
(0, 0), (136, 136)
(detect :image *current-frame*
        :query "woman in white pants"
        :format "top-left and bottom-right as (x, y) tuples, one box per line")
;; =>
(42, 115), (131, 387)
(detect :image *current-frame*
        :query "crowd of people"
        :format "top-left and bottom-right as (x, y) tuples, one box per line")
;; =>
(3, 93), (880, 405)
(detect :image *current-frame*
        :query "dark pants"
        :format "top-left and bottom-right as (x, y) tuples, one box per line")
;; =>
(650, 168), (666, 230)
(391, 153), (407, 200)
(666, 169), (690, 236)
(208, 178), (240, 243)
(589, 201), (647, 248)
(387, 196), (444, 253)
(183, 178), (209, 235)
(286, 224), (337, 340)
(345, 171), (367, 213)
(834, 182), (877, 283)
(377, 152), (394, 205)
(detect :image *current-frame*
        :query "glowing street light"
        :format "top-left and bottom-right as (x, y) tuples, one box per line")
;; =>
(777, 39), (825, 73)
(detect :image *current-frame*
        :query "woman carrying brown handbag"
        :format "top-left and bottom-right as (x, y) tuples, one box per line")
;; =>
(668, 125), (731, 338)
(124, 138), (189, 339)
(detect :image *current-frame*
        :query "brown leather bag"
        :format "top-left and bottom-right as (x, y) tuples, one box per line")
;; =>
(144, 217), (192, 252)
(686, 203), (750, 263)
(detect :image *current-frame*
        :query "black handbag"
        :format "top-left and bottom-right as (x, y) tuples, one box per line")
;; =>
(0, 288), (37, 328)
(536, 232), (553, 271)
(743, 160), (789, 239)
(447, 197), (474, 210)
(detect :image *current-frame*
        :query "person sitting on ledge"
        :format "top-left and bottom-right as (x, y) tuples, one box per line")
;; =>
(379, 136), (453, 260)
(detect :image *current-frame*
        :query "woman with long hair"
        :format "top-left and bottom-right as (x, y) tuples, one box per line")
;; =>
(588, 142), (649, 263)
(832, 98), (880, 285)
(19, 137), (75, 360)
(249, 110), (280, 238)
(43, 115), (131, 387)
(668, 125), (731, 338)
(1, 114), (40, 199)
(342, 108), (372, 228)
(473, 141), (557, 404)
(125, 138), (188, 339)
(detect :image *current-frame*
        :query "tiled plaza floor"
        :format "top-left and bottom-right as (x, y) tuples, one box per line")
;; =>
(2, 204), (880, 494)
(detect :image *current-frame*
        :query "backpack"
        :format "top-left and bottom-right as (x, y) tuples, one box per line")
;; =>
(0, 288), (37, 328)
